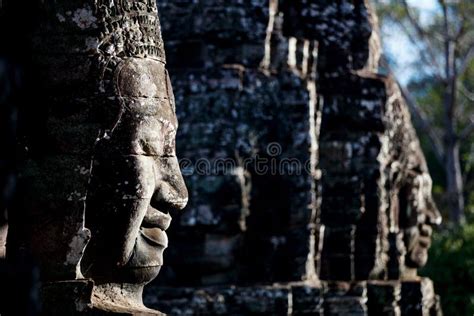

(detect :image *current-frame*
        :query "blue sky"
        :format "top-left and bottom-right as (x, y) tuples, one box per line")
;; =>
(409, 0), (438, 11)
(383, 0), (439, 84)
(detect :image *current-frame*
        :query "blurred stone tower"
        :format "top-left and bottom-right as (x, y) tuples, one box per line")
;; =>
(145, 0), (443, 315)
(281, 0), (443, 314)
(145, 0), (322, 313)
(150, 0), (318, 287)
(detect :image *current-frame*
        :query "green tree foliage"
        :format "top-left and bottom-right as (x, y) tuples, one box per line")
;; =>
(375, 1), (474, 314)
(375, 0), (474, 225)
(421, 224), (474, 316)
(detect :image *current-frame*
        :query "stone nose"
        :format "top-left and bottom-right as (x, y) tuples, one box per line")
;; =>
(424, 204), (442, 226)
(151, 157), (188, 213)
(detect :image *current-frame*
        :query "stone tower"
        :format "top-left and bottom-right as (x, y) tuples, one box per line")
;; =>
(145, 0), (443, 315)
(4, 0), (187, 314)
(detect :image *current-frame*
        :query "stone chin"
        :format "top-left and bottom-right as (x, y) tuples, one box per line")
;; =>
(409, 247), (429, 268)
(84, 228), (168, 285)
(406, 240), (430, 268)
(124, 227), (169, 284)
(404, 224), (432, 269)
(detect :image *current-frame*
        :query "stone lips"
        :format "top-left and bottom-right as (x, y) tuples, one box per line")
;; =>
(142, 206), (172, 230)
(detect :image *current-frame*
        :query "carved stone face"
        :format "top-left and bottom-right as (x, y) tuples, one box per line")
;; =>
(81, 57), (188, 285)
(400, 173), (441, 269)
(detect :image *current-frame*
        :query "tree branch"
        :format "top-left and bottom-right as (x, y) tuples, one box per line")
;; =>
(459, 83), (474, 102)
(460, 115), (474, 140)
(400, 0), (444, 73)
(454, 11), (467, 42)
(395, 22), (445, 81)
(399, 83), (445, 164)
(400, 0), (426, 34)
(458, 44), (474, 77)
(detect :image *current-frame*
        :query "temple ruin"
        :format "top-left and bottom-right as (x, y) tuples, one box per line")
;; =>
(0, 0), (442, 315)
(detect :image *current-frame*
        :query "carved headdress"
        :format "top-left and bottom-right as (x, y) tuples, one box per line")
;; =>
(95, 0), (166, 62)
